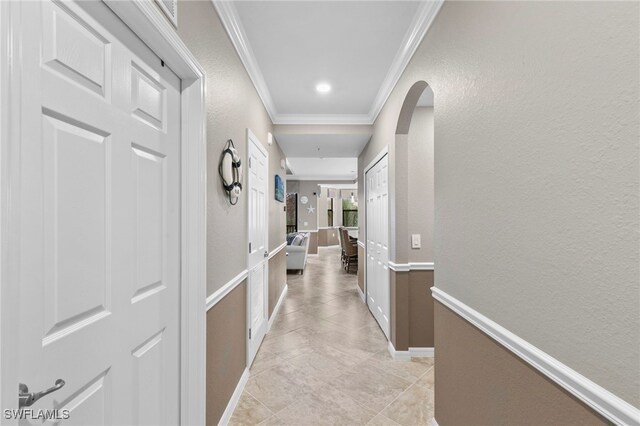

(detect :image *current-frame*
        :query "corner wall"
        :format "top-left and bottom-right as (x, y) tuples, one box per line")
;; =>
(359, 0), (639, 419)
(176, 2), (287, 423)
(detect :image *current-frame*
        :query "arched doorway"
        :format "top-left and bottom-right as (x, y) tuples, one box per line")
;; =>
(388, 80), (435, 354)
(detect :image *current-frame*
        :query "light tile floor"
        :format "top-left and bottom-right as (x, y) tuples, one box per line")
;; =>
(229, 246), (435, 426)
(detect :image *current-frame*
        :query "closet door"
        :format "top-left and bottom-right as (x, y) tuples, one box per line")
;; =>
(365, 154), (390, 339)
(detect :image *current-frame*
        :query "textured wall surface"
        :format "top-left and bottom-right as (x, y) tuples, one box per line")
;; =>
(178, 1), (282, 295)
(434, 301), (606, 425)
(407, 107), (434, 263)
(205, 283), (247, 425)
(359, 1), (639, 404)
(269, 143), (287, 251)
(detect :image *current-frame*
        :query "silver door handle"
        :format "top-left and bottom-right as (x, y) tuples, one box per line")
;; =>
(19, 379), (65, 408)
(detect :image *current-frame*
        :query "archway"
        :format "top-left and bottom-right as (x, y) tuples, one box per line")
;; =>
(389, 80), (436, 354)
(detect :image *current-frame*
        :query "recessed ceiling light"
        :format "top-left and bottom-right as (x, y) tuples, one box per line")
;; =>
(316, 82), (331, 94)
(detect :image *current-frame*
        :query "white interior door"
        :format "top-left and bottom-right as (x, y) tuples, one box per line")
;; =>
(247, 131), (269, 365)
(366, 154), (390, 339)
(15, 1), (181, 423)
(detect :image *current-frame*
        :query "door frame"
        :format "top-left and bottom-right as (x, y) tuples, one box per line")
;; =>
(0, 1), (207, 424)
(246, 128), (269, 367)
(363, 146), (390, 334)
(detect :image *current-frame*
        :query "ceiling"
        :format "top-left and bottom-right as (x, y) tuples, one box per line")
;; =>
(286, 158), (358, 181)
(215, 1), (443, 125)
(213, 1), (443, 180)
(276, 134), (370, 158)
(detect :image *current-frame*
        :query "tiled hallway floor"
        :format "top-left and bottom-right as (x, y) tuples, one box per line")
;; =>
(229, 246), (435, 426)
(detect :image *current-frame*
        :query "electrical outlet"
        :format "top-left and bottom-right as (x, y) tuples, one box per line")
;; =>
(411, 234), (421, 249)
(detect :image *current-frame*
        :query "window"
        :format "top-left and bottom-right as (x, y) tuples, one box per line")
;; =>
(327, 198), (333, 227)
(286, 193), (297, 233)
(342, 197), (358, 227)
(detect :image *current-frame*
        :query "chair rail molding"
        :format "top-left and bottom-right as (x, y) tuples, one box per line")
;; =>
(206, 269), (249, 311)
(267, 241), (287, 260)
(388, 261), (434, 272)
(431, 287), (640, 426)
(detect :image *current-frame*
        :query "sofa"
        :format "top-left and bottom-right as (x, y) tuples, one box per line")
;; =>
(286, 232), (310, 273)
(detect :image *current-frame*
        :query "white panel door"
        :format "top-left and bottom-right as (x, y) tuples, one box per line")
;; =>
(366, 154), (390, 339)
(16, 1), (181, 424)
(247, 131), (269, 365)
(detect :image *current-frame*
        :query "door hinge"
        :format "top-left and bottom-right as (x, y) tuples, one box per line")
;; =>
(248, 157), (252, 168)
(249, 328), (252, 339)
(249, 242), (252, 252)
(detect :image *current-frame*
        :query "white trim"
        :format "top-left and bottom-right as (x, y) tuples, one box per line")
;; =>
(212, 0), (444, 125)
(211, 1), (277, 123)
(275, 114), (372, 126)
(246, 129), (270, 368)
(0, 0), (21, 413)
(1, 2), (207, 423)
(388, 261), (434, 272)
(268, 284), (288, 330)
(367, 0), (444, 124)
(267, 241), (287, 260)
(153, 0), (177, 27)
(105, 4), (208, 423)
(206, 269), (250, 312)
(431, 418), (439, 426)
(387, 341), (435, 361)
(357, 284), (366, 303)
(431, 287), (640, 426)
(218, 368), (250, 426)
(357, 240), (366, 249)
(289, 174), (357, 181)
(364, 146), (389, 174)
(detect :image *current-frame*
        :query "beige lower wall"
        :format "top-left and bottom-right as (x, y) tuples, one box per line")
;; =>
(317, 229), (327, 247)
(268, 248), (287, 318)
(434, 301), (607, 425)
(307, 231), (318, 254)
(357, 245), (365, 292)
(206, 282), (247, 425)
(391, 270), (434, 351)
(318, 228), (340, 247)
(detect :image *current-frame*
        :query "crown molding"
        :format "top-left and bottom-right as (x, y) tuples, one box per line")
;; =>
(212, 0), (444, 125)
(274, 114), (373, 125)
(211, 0), (277, 122)
(366, 0), (444, 123)
(288, 174), (357, 181)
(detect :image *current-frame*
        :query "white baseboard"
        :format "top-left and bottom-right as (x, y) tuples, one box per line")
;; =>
(357, 284), (365, 303)
(268, 284), (288, 330)
(431, 287), (640, 426)
(218, 367), (250, 426)
(387, 340), (435, 361)
(431, 418), (439, 426)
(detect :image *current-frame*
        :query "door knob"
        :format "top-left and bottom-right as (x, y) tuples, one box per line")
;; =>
(19, 379), (65, 408)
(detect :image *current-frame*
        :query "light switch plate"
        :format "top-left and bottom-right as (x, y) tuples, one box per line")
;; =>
(411, 234), (421, 249)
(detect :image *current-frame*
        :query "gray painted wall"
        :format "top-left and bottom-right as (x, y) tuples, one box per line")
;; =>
(178, 1), (286, 295)
(359, 1), (639, 404)
(289, 180), (355, 231)
(407, 107), (434, 263)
